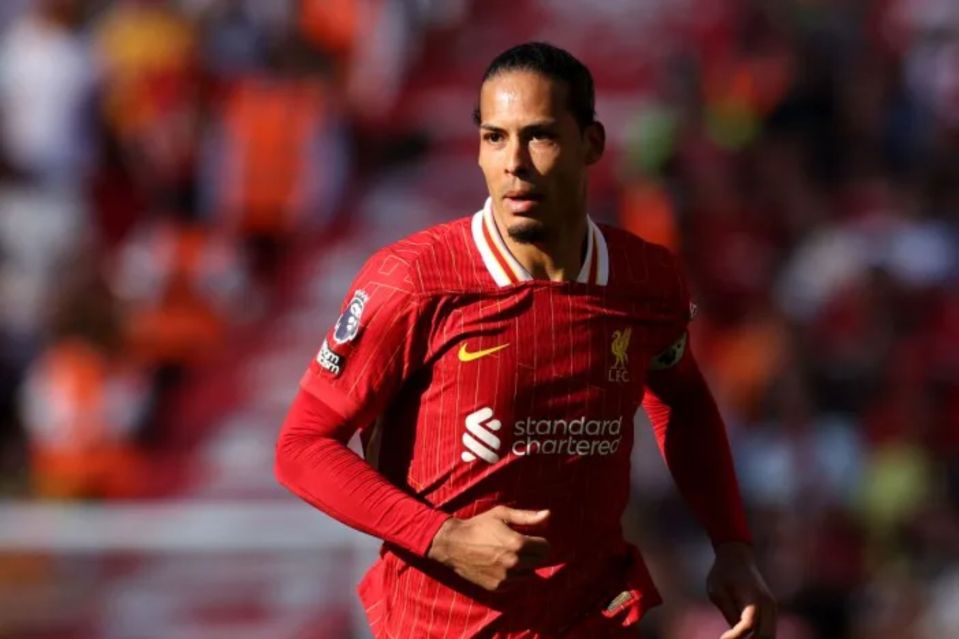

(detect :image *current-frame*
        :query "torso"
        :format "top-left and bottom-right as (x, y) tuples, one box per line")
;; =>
(306, 202), (690, 637)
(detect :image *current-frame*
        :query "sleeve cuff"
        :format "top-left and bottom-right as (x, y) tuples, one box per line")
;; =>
(409, 509), (453, 558)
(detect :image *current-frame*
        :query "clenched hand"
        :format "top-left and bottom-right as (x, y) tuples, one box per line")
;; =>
(427, 506), (551, 591)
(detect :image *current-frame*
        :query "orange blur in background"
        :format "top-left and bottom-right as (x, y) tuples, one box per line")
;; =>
(0, 1), (956, 638)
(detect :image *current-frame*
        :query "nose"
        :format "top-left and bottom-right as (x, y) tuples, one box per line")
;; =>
(504, 138), (531, 176)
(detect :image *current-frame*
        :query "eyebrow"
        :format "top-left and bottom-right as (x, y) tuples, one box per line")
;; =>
(478, 120), (559, 132)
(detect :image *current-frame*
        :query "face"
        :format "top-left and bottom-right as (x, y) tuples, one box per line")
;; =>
(477, 70), (604, 244)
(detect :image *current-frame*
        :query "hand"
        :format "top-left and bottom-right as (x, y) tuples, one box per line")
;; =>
(427, 506), (551, 591)
(706, 542), (777, 639)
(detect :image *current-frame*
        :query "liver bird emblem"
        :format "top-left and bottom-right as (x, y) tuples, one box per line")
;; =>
(611, 328), (631, 370)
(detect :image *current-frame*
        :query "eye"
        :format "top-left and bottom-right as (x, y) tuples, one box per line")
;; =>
(529, 130), (556, 144)
(483, 131), (504, 144)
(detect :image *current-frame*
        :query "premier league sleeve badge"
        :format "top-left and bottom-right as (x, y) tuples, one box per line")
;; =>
(333, 290), (369, 345)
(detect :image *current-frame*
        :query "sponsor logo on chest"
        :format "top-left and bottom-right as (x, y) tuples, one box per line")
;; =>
(460, 407), (624, 464)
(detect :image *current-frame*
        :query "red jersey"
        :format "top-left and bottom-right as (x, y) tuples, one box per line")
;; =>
(294, 199), (746, 638)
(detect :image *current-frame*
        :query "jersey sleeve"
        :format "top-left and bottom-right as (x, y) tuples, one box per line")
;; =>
(647, 245), (696, 370)
(275, 388), (450, 557)
(640, 248), (751, 545)
(300, 249), (428, 425)
(278, 250), (452, 557)
(642, 344), (752, 545)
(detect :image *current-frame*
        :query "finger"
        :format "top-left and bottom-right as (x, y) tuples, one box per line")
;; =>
(708, 587), (741, 627)
(498, 508), (550, 526)
(719, 604), (756, 639)
(518, 534), (550, 555)
(514, 538), (550, 569)
(503, 553), (549, 585)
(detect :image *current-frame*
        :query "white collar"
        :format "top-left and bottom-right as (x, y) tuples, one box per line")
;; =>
(471, 197), (608, 287)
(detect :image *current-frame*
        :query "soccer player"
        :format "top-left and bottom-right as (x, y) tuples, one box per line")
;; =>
(275, 42), (776, 638)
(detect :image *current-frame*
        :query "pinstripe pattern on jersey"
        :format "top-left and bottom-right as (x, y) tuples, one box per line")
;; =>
(302, 210), (690, 638)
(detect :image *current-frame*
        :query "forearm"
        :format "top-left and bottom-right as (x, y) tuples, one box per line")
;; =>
(275, 389), (450, 556)
(643, 352), (751, 546)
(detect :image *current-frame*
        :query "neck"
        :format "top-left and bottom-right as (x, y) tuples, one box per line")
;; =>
(493, 211), (589, 282)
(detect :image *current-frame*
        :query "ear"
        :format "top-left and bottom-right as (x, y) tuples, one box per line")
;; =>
(584, 121), (605, 165)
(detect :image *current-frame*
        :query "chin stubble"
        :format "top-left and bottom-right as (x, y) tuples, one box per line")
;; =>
(507, 220), (549, 244)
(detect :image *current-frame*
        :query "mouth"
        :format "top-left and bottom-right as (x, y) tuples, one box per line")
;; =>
(503, 190), (544, 214)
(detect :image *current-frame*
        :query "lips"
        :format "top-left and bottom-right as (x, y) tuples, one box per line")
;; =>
(504, 190), (542, 200)
(503, 190), (543, 214)
(505, 200), (537, 214)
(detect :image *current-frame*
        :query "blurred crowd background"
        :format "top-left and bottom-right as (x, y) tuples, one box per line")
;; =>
(0, 0), (957, 638)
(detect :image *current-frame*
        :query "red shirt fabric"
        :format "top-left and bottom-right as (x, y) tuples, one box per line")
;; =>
(276, 199), (750, 638)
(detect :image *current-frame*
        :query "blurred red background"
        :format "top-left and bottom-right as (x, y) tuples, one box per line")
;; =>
(0, 1), (957, 638)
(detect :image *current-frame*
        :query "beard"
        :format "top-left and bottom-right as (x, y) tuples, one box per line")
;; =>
(506, 218), (549, 244)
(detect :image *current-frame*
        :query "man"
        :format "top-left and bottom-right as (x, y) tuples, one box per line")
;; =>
(276, 42), (776, 638)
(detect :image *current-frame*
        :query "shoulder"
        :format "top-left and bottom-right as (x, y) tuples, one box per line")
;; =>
(600, 224), (692, 321)
(600, 225), (684, 289)
(359, 216), (481, 295)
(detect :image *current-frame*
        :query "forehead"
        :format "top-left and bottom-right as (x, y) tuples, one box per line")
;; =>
(478, 70), (571, 125)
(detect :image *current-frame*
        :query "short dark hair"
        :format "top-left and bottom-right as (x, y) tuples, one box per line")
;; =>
(473, 42), (596, 130)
